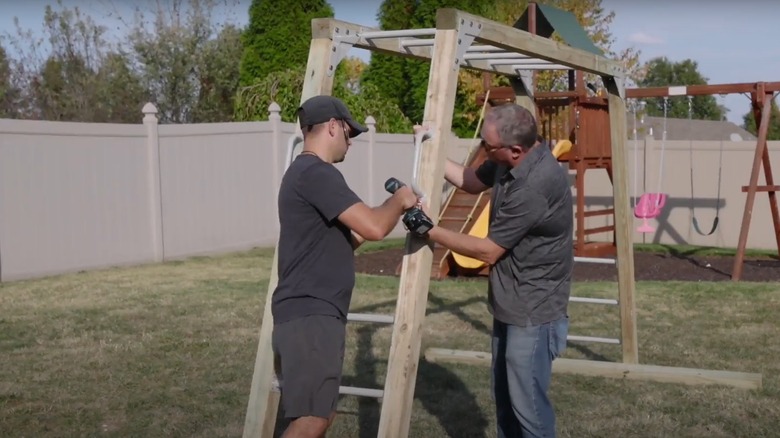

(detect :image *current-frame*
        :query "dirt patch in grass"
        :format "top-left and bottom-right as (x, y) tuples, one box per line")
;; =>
(355, 248), (780, 282)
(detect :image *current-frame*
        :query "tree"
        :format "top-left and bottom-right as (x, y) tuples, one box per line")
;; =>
(743, 97), (780, 141)
(234, 0), (411, 132)
(637, 57), (724, 121)
(360, 0), (417, 109)
(362, 0), (489, 137)
(234, 62), (413, 133)
(4, 1), (146, 122)
(239, 0), (334, 87)
(0, 45), (20, 118)
(191, 24), (244, 122)
(122, 0), (244, 123)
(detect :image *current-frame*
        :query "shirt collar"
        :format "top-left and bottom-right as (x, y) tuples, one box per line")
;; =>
(504, 139), (550, 181)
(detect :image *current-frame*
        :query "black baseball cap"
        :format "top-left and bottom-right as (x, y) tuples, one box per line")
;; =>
(297, 95), (368, 138)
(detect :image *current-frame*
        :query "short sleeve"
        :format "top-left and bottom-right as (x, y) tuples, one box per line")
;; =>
(474, 159), (498, 188)
(488, 186), (547, 250)
(298, 163), (362, 222)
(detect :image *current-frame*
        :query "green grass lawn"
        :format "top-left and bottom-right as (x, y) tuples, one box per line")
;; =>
(1, 247), (778, 437)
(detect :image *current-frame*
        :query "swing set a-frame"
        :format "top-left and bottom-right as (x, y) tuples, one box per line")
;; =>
(626, 83), (780, 281)
(242, 6), (764, 438)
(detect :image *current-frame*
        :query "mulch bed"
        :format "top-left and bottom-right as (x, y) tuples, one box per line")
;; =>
(355, 248), (780, 282)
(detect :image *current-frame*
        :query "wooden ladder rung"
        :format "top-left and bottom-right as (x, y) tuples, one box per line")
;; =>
(272, 378), (385, 399)
(583, 225), (614, 235)
(339, 386), (384, 399)
(439, 216), (470, 222)
(348, 313), (394, 324)
(583, 208), (614, 218)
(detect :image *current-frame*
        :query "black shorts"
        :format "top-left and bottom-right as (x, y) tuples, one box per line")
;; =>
(272, 314), (346, 419)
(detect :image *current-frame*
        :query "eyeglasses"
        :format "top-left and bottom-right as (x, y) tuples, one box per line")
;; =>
(480, 138), (501, 153)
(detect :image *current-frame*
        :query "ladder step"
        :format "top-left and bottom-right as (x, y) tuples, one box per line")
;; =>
(569, 296), (618, 305)
(272, 378), (384, 399)
(573, 256), (616, 265)
(439, 216), (470, 222)
(583, 225), (614, 236)
(340, 385), (384, 398)
(347, 313), (394, 324)
(568, 335), (621, 344)
(582, 208), (614, 218)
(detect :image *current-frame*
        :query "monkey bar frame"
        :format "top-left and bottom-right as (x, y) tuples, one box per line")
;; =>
(242, 10), (634, 438)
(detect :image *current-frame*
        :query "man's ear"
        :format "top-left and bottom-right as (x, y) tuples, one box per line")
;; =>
(327, 119), (338, 138)
(508, 144), (525, 158)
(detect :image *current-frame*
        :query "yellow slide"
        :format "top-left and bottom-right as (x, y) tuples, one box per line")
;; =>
(451, 140), (572, 270)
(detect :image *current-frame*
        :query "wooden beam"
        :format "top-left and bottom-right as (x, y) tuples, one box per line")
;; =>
(625, 82), (780, 98)
(311, 9), (623, 77)
(242, 36), (337, 438)
(602, 75), (638, 364)
(441, 9), (623, 77)
(424, 348), (762, 390)
(478, 81), (780, 105)
(377, 14), (462, 438)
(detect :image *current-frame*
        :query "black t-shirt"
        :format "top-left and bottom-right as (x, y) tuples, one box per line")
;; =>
(271, 154), (362, 324)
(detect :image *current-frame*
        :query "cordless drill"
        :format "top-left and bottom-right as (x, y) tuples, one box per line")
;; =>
(384, 177), (434, 236)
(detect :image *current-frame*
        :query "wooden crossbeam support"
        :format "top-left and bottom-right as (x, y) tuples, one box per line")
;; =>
(478, 81), (780, 106)
(741, 185), (780, 192)
(732, 87), (780, 281)
(377, 11), (462, 438)
(424, 348), (763, 390)
(625, 81), (780, 98)
(241, 36), (337, 438)
(453, 10), (622, 77)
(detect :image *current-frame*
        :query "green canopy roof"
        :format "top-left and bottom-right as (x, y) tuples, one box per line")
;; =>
(513, 3), (603, 56)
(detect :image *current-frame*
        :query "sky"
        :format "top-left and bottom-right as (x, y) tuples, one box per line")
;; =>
(1, 0), (777, 125)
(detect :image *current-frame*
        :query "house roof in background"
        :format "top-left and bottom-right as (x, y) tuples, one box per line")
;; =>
(627, 115), (757, 142)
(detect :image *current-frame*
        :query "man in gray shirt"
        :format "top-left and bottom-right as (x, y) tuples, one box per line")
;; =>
(421, 103), (572, 438)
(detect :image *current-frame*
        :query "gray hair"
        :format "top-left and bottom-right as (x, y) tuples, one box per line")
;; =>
(483, 103), (538, 149)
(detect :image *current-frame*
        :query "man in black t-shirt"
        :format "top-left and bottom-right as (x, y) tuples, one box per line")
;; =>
(271, 95), (418, 437)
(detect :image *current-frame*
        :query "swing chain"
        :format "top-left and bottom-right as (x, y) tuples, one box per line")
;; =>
(687, 94), (722, 236)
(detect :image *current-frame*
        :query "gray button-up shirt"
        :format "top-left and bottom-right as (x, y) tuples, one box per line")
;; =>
(475, 142), (573, 327)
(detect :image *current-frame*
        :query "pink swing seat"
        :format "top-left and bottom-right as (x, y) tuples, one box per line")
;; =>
(634, 193), (667, 233)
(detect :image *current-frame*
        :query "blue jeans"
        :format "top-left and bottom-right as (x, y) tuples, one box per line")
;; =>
(491, 316), (569, 438)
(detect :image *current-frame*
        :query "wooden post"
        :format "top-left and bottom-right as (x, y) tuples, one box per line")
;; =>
(242, 35), (337, 438)
(602, 76), (639, 364)
(732, 88), (775, 281)
(377, 10), (463, 438)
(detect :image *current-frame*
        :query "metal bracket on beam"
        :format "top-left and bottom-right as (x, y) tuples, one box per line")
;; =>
(328, 28), (359, 77)
(601, 75), (626, 100)
(518, 70), (534, 98)
(509, 71), (535, 99)
(454, 20), (481, 71)
(614, 76), (626, 99)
